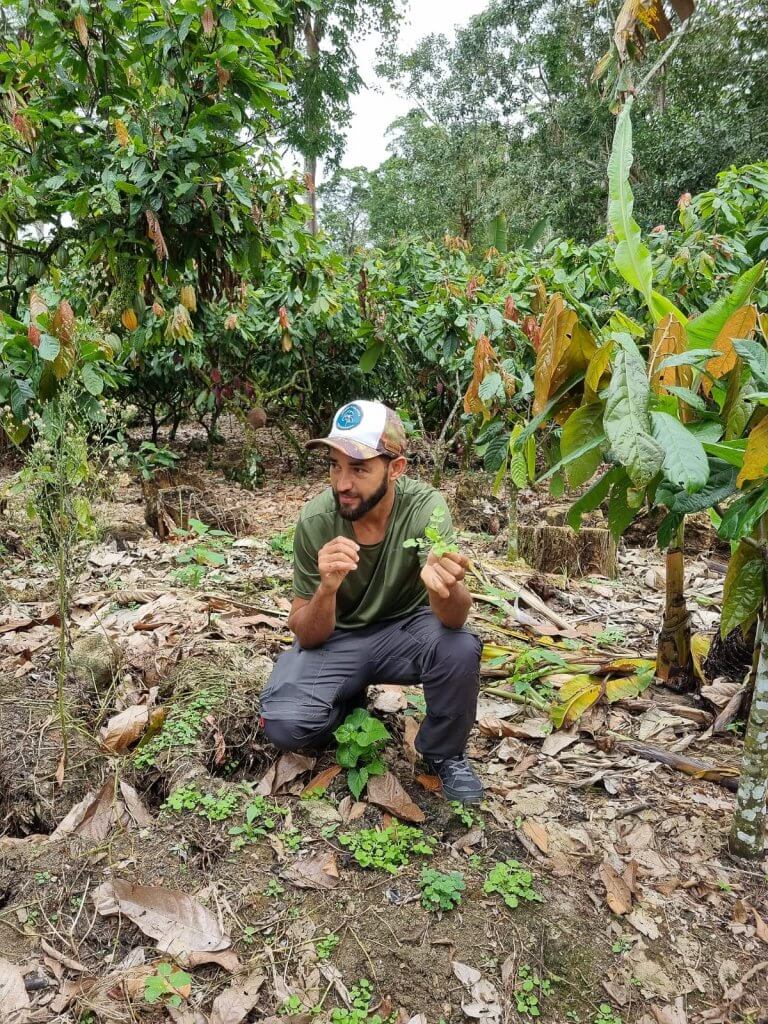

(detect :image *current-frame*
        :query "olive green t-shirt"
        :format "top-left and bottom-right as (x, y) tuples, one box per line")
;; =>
(292, 475), (454, 630)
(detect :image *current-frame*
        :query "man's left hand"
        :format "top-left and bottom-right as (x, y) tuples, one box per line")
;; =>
(420, 550), (470, 599)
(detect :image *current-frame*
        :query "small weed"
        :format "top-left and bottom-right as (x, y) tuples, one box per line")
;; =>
(133, 442), (180, 481)
(229, 796), (286, 851)
(594, 1004), (622, 1024)
(279, 994), (309, 1016)
(315, 932), (341, 959)
(338, 824), (435, 873)
(468, 854), (483, 870)
(451, 800), (482, 829)
(171, 564), (208, 588)
(280, 827), (303, 851)
(725, 720), (745, 736)
(611, 938), (631, 954)
(143, 962), (191, 1008)
(594, 626), (626, 645)
(717, 879), (733, 892)
(269, 527), (295, 559)
(514, 964), (551, 1017)
(34, 871), (53, 887)
(134, 687), (224, 768)
(172, 518), (232, 568)
(242, 925), (258, 946)
(264, 878), (285, 899)
(484, 860), (542, 909)
(334, 708), (390, 799)
(331, 979), (390, 1024)
(163, 785), (239, 822)
(420, 867), (465, 912)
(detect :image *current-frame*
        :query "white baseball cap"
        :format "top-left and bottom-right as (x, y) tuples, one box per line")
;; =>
(307, 400), (407, 460)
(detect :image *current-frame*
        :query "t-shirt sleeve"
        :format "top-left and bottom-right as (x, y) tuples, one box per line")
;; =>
(292, 517), (321, 599)
(415, 493), (456, 568)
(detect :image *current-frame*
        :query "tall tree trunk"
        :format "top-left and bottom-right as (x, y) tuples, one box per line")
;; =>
(729, 610), (768, 858)
(303, 13), (320, 236)
(656, 521), (694, 687)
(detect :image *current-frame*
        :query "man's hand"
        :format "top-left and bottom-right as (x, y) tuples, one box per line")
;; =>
(420, 550), (469, 599)
(318, 536), (360, 595)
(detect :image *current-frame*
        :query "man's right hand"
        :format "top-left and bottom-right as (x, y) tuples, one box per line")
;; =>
(318, 536), (360, 595)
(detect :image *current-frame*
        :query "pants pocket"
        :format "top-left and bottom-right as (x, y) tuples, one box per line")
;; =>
(260, 647), (341, 721)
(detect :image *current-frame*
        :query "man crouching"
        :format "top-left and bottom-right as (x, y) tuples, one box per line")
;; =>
(259, 400), (483, 804)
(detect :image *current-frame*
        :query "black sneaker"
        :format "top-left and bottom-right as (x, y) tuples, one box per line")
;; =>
(424, 754), (484, 805)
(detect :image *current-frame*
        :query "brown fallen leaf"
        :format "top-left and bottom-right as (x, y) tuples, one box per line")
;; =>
(366, 772), (425, 823)
(93, 879), (232, 962)
(415, 773), (441, 793)
(338, 797), (367, 822)
(52, 778), (125, 841)
(302, 764), (342, 796)
(0, 958), (29, 1021)
(99, 704), (164, 754)
(210, 970), (266, 1024)
(402, 717), (420, 765)
(256, 752), (316, 796)
(119, 781), (153, 827)
(184, 948), (241, 972)
(599, 861), (633, 915)
(282, 853), (340, 890)
(521, 819), (549, 854)
(651, 997), (688, 1024)
(752, 906), (768, 944)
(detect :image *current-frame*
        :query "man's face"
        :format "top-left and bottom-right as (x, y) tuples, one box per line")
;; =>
(328, 452), (392, 521)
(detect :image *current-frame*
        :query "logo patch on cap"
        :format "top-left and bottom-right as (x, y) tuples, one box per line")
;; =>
(335, 403), (363, 430)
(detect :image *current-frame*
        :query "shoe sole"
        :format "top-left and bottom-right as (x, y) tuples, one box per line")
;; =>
(440, 787), (484, 805)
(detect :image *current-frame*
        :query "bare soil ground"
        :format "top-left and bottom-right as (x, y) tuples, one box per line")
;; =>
(1, 417), (766, 1024)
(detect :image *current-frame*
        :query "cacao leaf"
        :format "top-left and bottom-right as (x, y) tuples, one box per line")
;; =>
(566, 466), (624, 531)
(464, 335), (497, 417)
(584, 340), (613, 402)
(604, 334), (663, 489)
(648, 315), (690, 394)
(532, 295), (577, 416)
(733, 339), (768, 387)
(687, 262), (765, 351)
(650, 412), (709, 492)
(704, 305), (757, 391)
(608, 475), (635, 540)
(561, 403), (604, 487)
(550, 676), (602, 728)
(145, 210), (169, 262)
(737, 415), (768, 487)
(721, 540), (764, 637)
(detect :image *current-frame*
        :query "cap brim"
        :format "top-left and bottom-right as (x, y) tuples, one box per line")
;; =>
(306, 437), (381, 460)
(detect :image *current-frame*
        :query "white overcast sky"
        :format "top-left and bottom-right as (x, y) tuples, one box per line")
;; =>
(340, 0), (488, 172)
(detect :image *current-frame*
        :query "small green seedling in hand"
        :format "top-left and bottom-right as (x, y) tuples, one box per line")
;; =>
(403, 507), (458, 559)
(420, 867), (466, 912)
(334, 708), (390, 799)
(144, 963), (191, 1008)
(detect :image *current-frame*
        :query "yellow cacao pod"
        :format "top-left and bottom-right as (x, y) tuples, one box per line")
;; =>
(179, 285), (197, 312)
(121, 308), (138, 331)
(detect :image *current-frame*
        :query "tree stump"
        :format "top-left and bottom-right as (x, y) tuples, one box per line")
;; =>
(518, 507), (616, 578)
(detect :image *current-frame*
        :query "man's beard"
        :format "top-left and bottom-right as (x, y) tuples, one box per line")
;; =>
(333, 475), (389, 521)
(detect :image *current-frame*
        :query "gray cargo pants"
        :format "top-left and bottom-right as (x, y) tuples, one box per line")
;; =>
(259, 606), (482, 760)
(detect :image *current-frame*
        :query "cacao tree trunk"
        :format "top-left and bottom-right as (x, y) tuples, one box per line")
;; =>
(729, 610), (768, 858)
(506, 478), (519, 562)
(656, 521), (694, 687)
(303, 13), (320, 236)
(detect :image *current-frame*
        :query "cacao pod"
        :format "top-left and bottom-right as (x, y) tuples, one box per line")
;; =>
(247, 407), (267, 430)
(281, 330), (292, 353)
(180, 285), (197, 312)
(121, 308), (138, 331)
